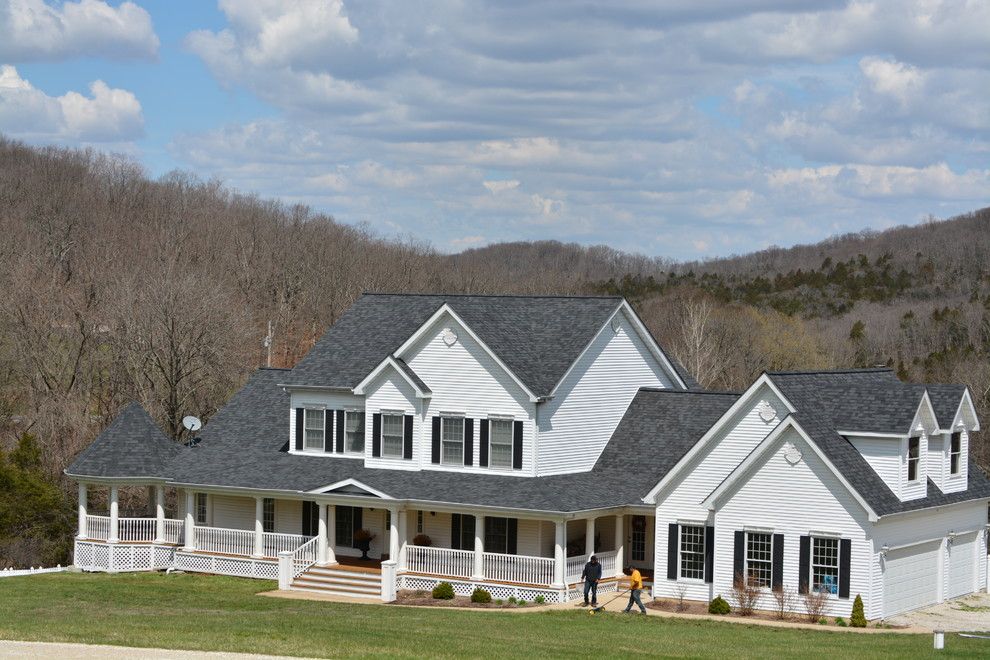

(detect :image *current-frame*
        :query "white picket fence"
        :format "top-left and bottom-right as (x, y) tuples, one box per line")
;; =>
(0, 565), (65, 578)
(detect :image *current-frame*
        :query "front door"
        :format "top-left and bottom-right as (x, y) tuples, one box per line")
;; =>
(631, 515), (646, 562)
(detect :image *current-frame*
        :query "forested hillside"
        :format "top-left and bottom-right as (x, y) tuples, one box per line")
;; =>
(1, 137), (987, 567)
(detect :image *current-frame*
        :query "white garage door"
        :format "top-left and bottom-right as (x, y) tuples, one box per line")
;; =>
(884, 540), (941, 616)
(947, 532), (977, 599)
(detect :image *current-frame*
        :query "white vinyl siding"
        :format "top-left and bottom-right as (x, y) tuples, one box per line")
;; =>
(364, 369), (421, 469)
(210, 495), (252, 530)
(288, 392), (364, 456)
(382, 414), (404, 458)
(901, 433), (928, 501)
(849, 435), (902, 495)
(942, 429), (968, 493)
(536, 310), (675, 475)
(303, 408), (325, 451)
(489, 419), (513, 469)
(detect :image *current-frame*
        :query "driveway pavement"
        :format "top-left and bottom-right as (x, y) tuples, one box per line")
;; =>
(886, 592), (990, 632)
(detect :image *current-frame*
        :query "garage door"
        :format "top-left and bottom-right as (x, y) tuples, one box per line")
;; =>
(884, 540), (941, 616)
(947, 532), (977, 599)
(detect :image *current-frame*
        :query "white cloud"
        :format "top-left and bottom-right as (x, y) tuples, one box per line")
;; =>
(483, 179), (520, 194)
(0, 65), (142, 141)
(0, 0), (158, 61)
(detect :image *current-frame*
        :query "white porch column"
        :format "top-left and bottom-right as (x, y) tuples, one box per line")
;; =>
(397, 509), (408, 571)
(326, 504), (337, 564)
(183, 490), (196, 551)
(154, 485), (165, 543)
(253, 496), (265, 558)
(614, 514), (624, 578)
(389, 507), (401, 565)
(317, 503), (329, 566)
(108, 485), (120, 543)
(77, 483), (88, 539)
(552, 519), (566, 588)
(472, 514), (485, 580)
(584, 517), (596, 558)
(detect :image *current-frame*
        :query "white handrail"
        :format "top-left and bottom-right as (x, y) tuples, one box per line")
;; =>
(194, 526), (255, 556)
(406, 545), (473, 578)
(85, 515), (111, 541)
(566, 549), (618, 583)
(118, 517), (157, 542)
(483, 551), (554, 586)
(162, 518), (185, 545)
(263, 532), (311, 558)
(291, 536), (320, 578)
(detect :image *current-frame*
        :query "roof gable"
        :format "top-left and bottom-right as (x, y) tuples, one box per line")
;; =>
(67, 402), (182, 479)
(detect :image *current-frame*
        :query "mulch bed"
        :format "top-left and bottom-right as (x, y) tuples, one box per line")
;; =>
(394, 589), (541, 609)
(646, 598), (905, 629)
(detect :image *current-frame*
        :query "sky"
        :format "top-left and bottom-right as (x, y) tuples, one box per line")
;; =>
(0, 1), (987, 260)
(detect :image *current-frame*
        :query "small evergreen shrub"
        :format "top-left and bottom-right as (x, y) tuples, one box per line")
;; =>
(517, 599), (527, 606)
(850, 594), (867, 628)
(818, 617), (828, 625)
(495, 599), (504, 605)
(708, 595), (730, 615)
(471, 587), (492, 604)
(508, 596), (517, 604)
(432, 582), (455, 600)
(835, 617), (847, 627)
(534, 595), (546, 605)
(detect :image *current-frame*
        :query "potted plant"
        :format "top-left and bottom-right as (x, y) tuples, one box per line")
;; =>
(413, 533), (432, 547)
(353, 528), (375, 560)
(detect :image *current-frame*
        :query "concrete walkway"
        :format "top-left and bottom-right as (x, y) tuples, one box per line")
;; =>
(0, 640), (312, 659)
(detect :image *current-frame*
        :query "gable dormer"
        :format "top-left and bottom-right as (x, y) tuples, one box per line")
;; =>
(927, 387), (980, 494)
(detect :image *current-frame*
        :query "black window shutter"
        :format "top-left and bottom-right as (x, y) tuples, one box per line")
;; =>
(479, 419), (489, 467)
(302, 501), (312, 535)
(839, 538), (852, 599)
(323, 410), (333, 453)
(451, 514), (461, 550)
(667, 523), (679, 580)
(372, 413), (382, 457)
(733, 531), (745, 583)
(335, 410), (345, 452)
(403, 415), (414, 459)
(352, 507), (362, 547)
(464, 418), (474, 466)
(431, 416), (441, 464)
(507, 518), (518, 555)
(512, 420), (523, 470)
(464, 515), (475, 549)
(772, 534), (784, 590)
(704, 526), (715, 583)
(798, 535), (811, 594)
(294, 408), (304, 451)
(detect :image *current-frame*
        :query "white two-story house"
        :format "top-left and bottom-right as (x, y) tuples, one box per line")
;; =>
(67, 293), (989, 617)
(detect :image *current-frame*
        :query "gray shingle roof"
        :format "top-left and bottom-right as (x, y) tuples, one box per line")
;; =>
(285, 293), (693, 397)
(768, 370), (989, 517)
(66, 402), (183, 479)
(926, 384), (967, 429)
(164, 369), (733, 512)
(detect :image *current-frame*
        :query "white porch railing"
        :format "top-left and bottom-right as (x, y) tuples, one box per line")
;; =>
(118, 518), (156, 542)
(291, 536), (319, 578)
(263, 532), (311, 558)
(85, 515), (111, 541)
(483, 551), (554, 586)
(406, 545), (473, 578)
(194, 526), (255, 556)
(162, 518), (184, 545)
(566, 549), (618, 583)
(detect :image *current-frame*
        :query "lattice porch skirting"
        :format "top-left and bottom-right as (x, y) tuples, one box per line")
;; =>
(74, 540), (175, 573)
(398, 573), (569, 604)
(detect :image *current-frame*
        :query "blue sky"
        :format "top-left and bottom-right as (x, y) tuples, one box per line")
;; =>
(1, 1), (987, 260)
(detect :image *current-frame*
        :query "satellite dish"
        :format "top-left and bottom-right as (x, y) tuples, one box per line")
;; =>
(182, 416), (202, 432)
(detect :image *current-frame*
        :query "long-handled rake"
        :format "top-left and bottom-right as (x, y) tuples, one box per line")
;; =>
(590, 588), (629, 614)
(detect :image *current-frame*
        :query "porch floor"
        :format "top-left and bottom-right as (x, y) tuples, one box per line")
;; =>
(332, 556), (383, 574)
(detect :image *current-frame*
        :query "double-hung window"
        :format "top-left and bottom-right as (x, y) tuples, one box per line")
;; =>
(489, 419), (513, 469)
(679, 525), (705, 580)
(950, 432), (961, 475)
(382, 414), (404, 458)
(745, 532), (772, 588)
(811, 537), (839, 594)
(907, 436), (920, 481)
(303, 408), (325, 451)
(416, 510), (424, 535)
(441, 416), (464, 465)
(262, 498), (275, 533)
(485, 517), (509, 554)
(195, 493), (208, 525)
(345, 411), (365, 453)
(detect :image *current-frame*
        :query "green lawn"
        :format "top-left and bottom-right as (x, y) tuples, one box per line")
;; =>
(0, 572), (983, 658)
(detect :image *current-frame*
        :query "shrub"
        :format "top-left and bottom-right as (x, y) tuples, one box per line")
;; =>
(802, 589), (830, 623)
(771, 585), (795, 620)
(675, 583), (689, 612)
(850, 594), (867, 628)
(708, 595), (731, 615)
(495, 599), (504, 605)
(431, 582), (455, 600)
(835, 617), (847, 627)
(517, 599), (527, 606)
(818, 617), (828, 625)
(731, 574), (760, 616)
(471, 587), (492, 604)
(508, 596), (517, 604)
(534, 595), (546, 605)
(412, 533), (432, 546)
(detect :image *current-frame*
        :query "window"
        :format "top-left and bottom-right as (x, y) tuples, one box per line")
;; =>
(451, 513), (475, 550)
(907, 436), (920, 481)
(382, 414), (404, 458)
(489, 419), (513, 469)
(335, 506), (361, 547)
(441, 416), (464, 465)
(345, 412), (365, 453)
(195, 493), (208, 525)
(811, 537), (839, 594)
(745, 532), (772, 588)
(303, 408), (325, 450)
(416, 510), (424, 535)
(679, 525), (705, 580)
(302, 501), (319, 536)
(950, 432), (961, 475)
(485, 517), (509, 554)
(263, 498), (275, 533)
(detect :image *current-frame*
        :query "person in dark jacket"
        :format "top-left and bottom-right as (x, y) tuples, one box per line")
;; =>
(581, 555), (602, 606)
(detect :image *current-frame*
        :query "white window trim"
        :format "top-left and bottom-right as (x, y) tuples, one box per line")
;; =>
(344, 409), (365, 455)
(949, 432), (962, 475)
(487, 417), (514, 471)
(195, 493), (209, 526)
(907, 436), (921, 482)
(381, 412), (405, 459)
(441, 415), (465, 466)
(677, 523), (706, 582)
(809, 535), (841, 596)
(744, 531), (773, 589)
(302, 407), (327, 452)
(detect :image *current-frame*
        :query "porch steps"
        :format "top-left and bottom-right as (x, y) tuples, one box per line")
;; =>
(291, 565), (381, 599)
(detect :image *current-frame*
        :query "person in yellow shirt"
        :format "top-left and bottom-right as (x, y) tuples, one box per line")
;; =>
(622, 565), (647, 613)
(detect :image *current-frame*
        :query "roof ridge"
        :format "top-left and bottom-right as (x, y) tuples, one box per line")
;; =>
(767, 367), (894, 376)
(360, 291), (623, 300)
(638, 387), (740, 396)
(258, 366), (291, 371)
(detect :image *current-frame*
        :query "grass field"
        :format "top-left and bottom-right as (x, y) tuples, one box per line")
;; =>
(0, 572), (984, 658)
